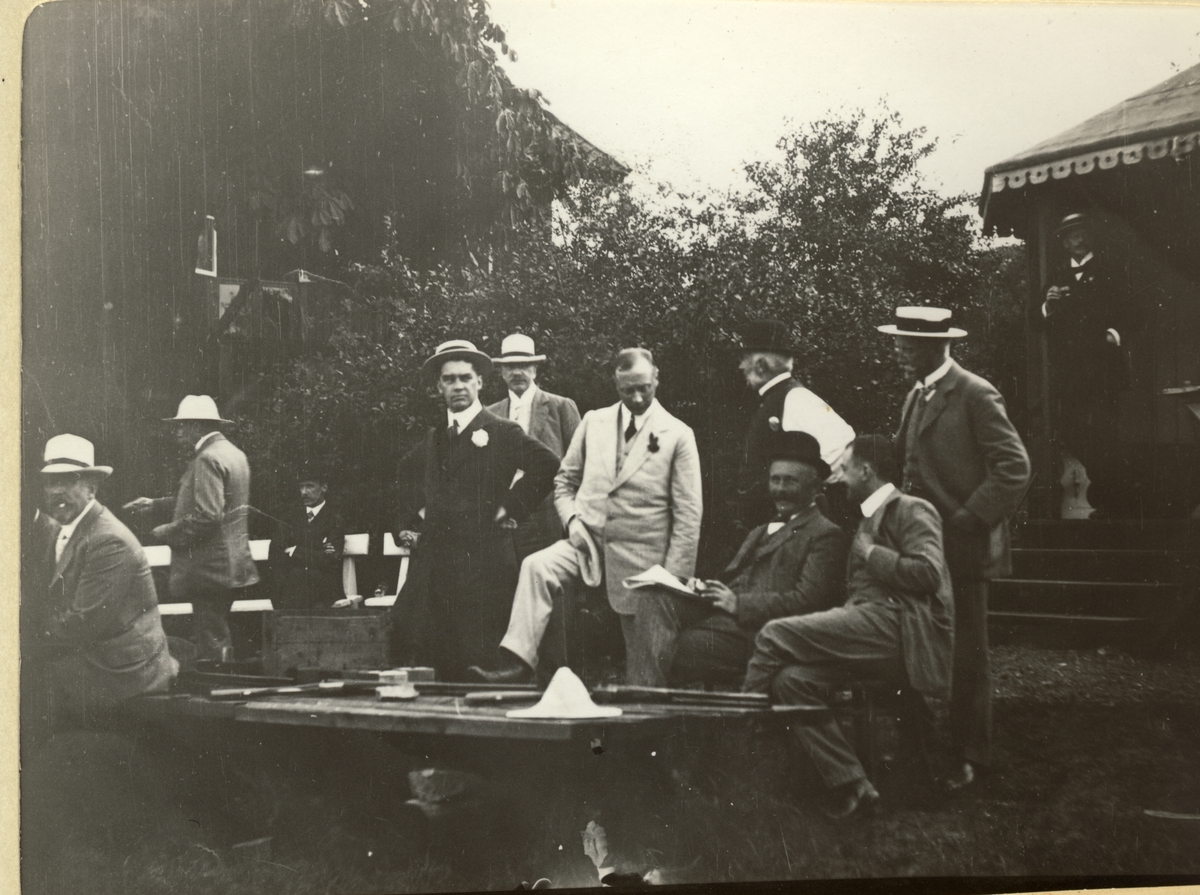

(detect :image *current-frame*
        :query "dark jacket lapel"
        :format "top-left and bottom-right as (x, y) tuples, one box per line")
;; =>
(49, 502), (103, 587)
(753, 505), (818, 562)
(916, 363), (961, 437)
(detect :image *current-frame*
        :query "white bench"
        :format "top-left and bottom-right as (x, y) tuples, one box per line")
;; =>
(147, 534), (411, 613)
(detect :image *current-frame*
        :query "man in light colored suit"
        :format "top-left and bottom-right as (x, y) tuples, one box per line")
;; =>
(487, 333), (581, 562)
(124, 395), (259, 662)
(743, 435), (954, 818)
(639, 431), (848, 687)
(470, 348), (704, 686)
(880, 307), (1031, 790)
(24, 435), (177, 734)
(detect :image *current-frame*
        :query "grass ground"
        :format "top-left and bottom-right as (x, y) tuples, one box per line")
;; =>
(20, 645), (1200, 894)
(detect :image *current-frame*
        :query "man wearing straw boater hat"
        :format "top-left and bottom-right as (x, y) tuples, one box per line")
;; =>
(879, 307), (1030, 790)
(487, 333), (581, 562)
(390, 339), (560, 681)
(124, 395), (259, 662)
(24, 434), (177, 733)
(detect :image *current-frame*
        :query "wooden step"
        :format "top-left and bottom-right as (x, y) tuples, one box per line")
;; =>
(1009, 548), (1180, 583)
(988, 579), (1181, 619)
(1015, 519), (1200, 551)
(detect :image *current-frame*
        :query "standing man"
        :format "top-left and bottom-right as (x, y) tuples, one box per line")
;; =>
(879, 307), (1031, 790)
(124, 395), (259, 662)
(487, 333), (581, 561)
(638, 431), (848, 688)
(1042, 212), (1143, 516)
(742, 435), (953, 818)
(470, 348), (704, 687)
(391, 339), (560, 681)
(25, 435), (177, 732)
(272, 464), (347, 611)
(734, 319), (855, 529)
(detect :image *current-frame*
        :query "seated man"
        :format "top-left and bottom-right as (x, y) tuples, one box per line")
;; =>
(24, 434), (178, 738)
(638, 431), (848, 687)
(742, 435), (954, 818)
(272, 463), (347, 611)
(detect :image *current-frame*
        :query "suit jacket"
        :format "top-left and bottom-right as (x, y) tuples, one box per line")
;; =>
(722, 505), (848, 633)
(488, 388), (581, 548)
(895, 360), (1030, 577)
(849, 489), (954, 701)
(25, 502), (178, 714)
(272, 500), (347, 609)
(555, 399), (703, 614)
(392, 407), (560, 676)
(152, 432), (259, 597)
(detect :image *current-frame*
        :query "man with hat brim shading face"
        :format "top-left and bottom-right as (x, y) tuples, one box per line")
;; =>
(271, 463), (348, 611)
(635, 430), (849, 688)
(24, 434), (178, 738)
(743, 434), (954, 819)
(486, 334), (582, 563)
(389, 339), (560, 681)
(733, 319), (856, 532)
(469, 347), (703, 688)
(124, 395), (259, 663)
(880, 307), (1030, 790)
(1041, 212), (1144, 517)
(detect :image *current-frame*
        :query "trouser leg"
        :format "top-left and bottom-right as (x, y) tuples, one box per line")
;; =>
(670, 611), (752, 687)
(190, 587), (235, 661)
(621, 591), (714, 687)
(743, 604), (904, 789)
(944, 533), (991, 767)
(499, 540), (581, 670)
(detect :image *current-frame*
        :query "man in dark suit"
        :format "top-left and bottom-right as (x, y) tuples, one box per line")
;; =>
(1041, 212), (1143, 516)
(637, 431), (848, 687)
(742, 435), (954, 818)
(272, 464), (347, 611)
(487, 333), (581, 562)
(880, 306), (1031, 790)
(733, 319), (855, 531)
(125, 395), (259, 662)
(391, 339), (560, 681)
(25, 435), (177, 735)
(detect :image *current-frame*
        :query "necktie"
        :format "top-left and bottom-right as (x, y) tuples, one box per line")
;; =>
(624, 414), (637, 443)
(306, 508), (315, 523)
(448, 419), (459, 438)
(55, 530), (70, 563)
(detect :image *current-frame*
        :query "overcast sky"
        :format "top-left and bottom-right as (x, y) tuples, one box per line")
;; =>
(487, 0), (1200, 202)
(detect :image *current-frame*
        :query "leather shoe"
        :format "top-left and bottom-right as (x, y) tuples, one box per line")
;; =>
(944, 761), (976, 792)
(824, 777), (880, 820)
(466, 654), (534, 685)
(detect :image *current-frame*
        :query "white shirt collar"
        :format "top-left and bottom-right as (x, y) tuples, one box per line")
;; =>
(447, 400), (483, 431)
(620, 399), (658, 433)
(1070, 252), (1094, 269)
(758, 372), (793, 397)
(859, 483), (896, 519)
(56, 498), (97, 545)
(509, 383), (539, 406)
(195, 431), (221, 452)
(306, 500), (325, 519)
(917, 357), (953, 392)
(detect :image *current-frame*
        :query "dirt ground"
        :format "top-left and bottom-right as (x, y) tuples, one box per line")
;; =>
(20, 644), (1200, 894)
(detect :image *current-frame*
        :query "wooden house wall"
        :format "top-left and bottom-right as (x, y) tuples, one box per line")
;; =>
(21, 0), (477, 516)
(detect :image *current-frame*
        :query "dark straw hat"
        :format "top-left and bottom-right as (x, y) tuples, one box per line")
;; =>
(731, 319), (796, 355)
(768, 430), (831, 480)
(421, 339), (493, 379)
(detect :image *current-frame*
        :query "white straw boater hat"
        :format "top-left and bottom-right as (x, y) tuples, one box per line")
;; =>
(163, 394), (233, 424)
(491, 333), (547, 365)
(41, 434), (113, 477)
(877, 306), (967, 339)
(421, 339), (493, 378)
(506, 667), (622, 719)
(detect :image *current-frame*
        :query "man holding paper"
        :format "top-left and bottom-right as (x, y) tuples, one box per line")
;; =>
(469, 348), (703, 686)
(635, 431), (848, 687)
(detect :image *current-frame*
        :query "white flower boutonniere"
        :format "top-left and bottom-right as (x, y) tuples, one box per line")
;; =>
(768, 416), (781, 432)
(471, 429), (490, 448)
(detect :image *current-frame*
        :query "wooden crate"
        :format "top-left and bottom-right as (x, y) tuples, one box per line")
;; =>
(262, 610), (391, 676)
